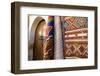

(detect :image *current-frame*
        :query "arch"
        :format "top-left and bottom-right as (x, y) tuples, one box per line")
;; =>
(29, 16), (45, 45)
(28, 16), (46, 60)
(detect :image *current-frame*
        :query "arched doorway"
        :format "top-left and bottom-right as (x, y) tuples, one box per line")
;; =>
(33, 20), (46, 60)
(28, 16), (48, 60)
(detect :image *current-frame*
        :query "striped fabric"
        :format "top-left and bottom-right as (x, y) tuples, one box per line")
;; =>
(43, 16), (54, 59)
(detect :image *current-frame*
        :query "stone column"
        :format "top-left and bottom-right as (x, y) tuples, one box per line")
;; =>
(54, 16), (64, 59)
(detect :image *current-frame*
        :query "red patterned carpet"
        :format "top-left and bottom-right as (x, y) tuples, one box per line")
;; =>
(63, 16), (88, 58)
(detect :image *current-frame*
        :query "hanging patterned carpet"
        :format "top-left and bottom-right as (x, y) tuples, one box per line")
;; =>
(63, 16), (88, 58)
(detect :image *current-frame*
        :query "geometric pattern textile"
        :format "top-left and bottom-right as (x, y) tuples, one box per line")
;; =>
(63, 16), (88, 58)
(64, 42), (88, 58)
(64, 16), (88, 31)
